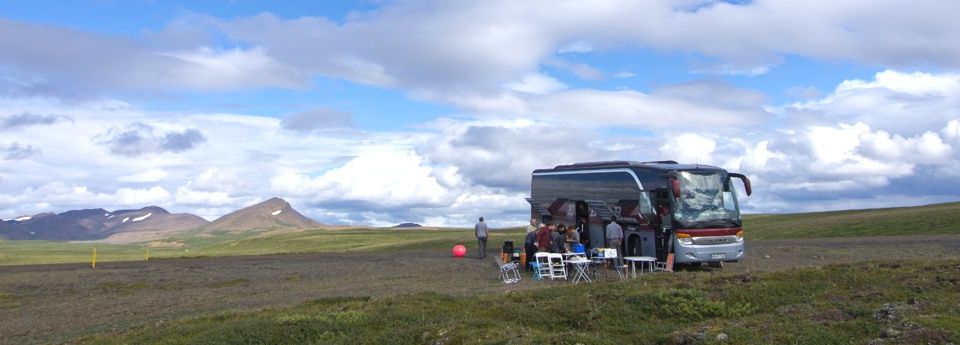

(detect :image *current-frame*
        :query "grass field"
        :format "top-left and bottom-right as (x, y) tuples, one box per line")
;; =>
(3, 201), (960, 266)
(80, 259), (960, 345)
(0, 228), (525, 266)
(744, 202), (960, 240)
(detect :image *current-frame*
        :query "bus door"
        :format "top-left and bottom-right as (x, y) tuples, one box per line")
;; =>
(575, 201), (590, 247)
(655, 190), (674, 260)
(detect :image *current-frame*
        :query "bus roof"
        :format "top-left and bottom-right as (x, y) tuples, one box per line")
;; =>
(533, 160), (724, 174)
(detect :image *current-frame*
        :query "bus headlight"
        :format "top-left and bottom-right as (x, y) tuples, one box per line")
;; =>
(676, 232), (692, 245)
(736, 230), (744, 242)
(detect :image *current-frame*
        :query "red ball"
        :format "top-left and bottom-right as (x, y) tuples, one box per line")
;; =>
(452, 244), (467, 257)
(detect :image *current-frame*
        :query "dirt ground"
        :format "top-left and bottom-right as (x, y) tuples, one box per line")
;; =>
(2, 234), (960, 344)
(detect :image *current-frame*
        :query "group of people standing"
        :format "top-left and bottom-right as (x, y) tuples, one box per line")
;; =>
(527, 219), (580, 252)
(475, 216), (625, 269)
(520, 217), (624, 270)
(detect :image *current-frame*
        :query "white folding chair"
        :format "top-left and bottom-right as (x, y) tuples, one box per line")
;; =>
(534, 252), (552, 279)
(548, 253), (567, 280)
(494, 256), (521, 283)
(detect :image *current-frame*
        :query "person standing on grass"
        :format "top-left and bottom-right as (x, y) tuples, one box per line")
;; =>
(526, 218), (538, 234)
(565, 224), (580, 252)
(535, 223), (550, 252)
(475, 216), (489, 259)
(550, 224), (563, 253)
(524, 222), (539, 271)
(606, 220), (624, 267)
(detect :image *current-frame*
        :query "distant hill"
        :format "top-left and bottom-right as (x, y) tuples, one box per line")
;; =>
(101, 207), (209, 242)
(201, 197), (319, 233)
(394, 223), (422, 228)
(0, 218), (13, 233)
(0, 206), (208, 242)
(2, 212), (98, 240)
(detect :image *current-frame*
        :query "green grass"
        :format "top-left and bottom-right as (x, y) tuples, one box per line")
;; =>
(744, 202), (960, 240)
(0, 228), (526, 266)
(80, 259), (960, 344)
(4, 201), (960, 266)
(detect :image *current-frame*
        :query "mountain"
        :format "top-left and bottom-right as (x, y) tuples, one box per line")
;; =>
(2, 212), (98, 240)
(5, 215), (35, 226)
(59, 208), (110, 232)
(201, 197), (319, 232)
(100, 207), (209, 242)
(0, 206), (208, 242)
(394, 223), (422, 228)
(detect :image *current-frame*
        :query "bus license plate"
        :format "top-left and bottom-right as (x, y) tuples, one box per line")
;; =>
(710, 253), (725, 259)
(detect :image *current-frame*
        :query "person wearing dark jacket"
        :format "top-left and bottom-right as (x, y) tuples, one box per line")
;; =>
(550, 225), (563, 253)
(524, 224), (539, 271)
(475, 217), (489, 259)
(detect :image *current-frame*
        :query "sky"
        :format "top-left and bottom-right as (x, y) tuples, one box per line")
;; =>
(1, 0), (959, 227)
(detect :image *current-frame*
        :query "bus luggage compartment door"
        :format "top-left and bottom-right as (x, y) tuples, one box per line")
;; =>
(589, 223), (605, 249)
(638, 230), (656, 257)
(627, 230), (657, 257)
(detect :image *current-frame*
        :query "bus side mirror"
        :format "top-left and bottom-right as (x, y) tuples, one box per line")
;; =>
(670, 178), (681, 199)
(729, 173), (752, 196)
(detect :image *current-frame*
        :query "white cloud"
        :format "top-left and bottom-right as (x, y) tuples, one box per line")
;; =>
(501, 73), (567, 95)
(158, 46), (306, 90)
(115, 186), (172, 206)
(174, 187), (236, 207)
(690, 61), (773, 76)
(3, 0), (960, 226)
(659, 133), (716, 164)
(784, 70), (960, 134)
(4, 1), (960, 104)
(118, 169), (168, 183)
(859, 129), (952, 164)
(557, 40), (593, 54)
(943, 120), (960, 143)
(271, 150), (452, 209)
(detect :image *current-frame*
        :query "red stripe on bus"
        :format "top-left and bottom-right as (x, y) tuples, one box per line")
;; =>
(675, 228), (742, 237)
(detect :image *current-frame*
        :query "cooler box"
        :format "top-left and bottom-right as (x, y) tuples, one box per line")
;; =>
(603, 248), (617, 258)
(572, 243), (585, 254)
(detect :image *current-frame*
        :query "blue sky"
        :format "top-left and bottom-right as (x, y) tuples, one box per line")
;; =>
(1, 0), (959, 227)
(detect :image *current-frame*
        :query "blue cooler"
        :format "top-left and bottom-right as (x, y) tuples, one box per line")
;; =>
(572, 243), (585, 254)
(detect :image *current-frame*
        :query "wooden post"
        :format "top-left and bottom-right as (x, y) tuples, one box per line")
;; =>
(145, 247), (150, 261)
(91, 247), (97, 269)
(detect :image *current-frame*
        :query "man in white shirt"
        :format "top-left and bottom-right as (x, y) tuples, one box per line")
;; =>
(605, 221), (624, 267)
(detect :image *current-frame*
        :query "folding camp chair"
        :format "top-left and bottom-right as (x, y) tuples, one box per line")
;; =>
(530, 261), (543, 280)
(495, 256), (521, 283)
(547, 253), (567, 280)
(534, 252), (552, 280)
(654, 253), (675, 273)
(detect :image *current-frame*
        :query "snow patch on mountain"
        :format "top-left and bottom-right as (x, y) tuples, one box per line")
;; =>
(132, 213), (152, 222)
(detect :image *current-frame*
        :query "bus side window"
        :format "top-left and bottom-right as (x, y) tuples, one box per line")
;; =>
(722, 180), (738, 212)
(722, 192), (736, 211)
(638, 191), (654, 223)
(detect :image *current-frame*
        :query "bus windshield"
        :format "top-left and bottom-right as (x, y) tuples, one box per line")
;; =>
(674, 171), (741, 228)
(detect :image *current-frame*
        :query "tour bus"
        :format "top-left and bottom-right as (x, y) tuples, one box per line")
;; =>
(527, 161), (752, 266)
